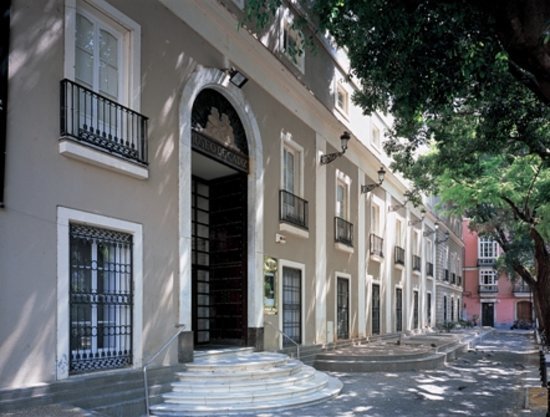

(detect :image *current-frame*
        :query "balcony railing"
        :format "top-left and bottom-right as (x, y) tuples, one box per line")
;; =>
(412, 255), (421, 272)
(335, 217), (353, 247)
(479, 284), (499, 293)
(426, 262), (434, 277)
(394, 246), (405, 265)
(60, 79), (148, 165)
(279, 190), (308, 230)
(369, 233), (384, 258)
(513, 282), (531, 295)
(478, 258), (496, 266)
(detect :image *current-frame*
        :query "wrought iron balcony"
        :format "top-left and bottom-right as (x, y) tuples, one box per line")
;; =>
(426, 262), (434, 277)
(479, 284), (499, 294)
(279, 190), (308, 230)
(513, 281), (531, 295)
(412, 255), (421, 272)
(60, 79), (148, 165)
(477, 258), (496, 266)
(335, 217), (353, 247)
(369, 233), (384, 258)
(394, 246), (405, 266)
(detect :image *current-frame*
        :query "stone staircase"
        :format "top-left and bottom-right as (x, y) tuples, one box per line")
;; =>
(149, 348), (342, 416)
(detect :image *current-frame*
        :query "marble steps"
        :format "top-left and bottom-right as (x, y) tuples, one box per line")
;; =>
(149, 351), (342, 416)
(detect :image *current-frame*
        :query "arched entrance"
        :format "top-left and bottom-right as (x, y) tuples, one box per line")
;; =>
(191, 89), (249, 346)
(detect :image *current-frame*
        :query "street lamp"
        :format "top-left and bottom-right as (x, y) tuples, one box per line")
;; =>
(361, 167), (386, 194)
(320, 131), (351, 165)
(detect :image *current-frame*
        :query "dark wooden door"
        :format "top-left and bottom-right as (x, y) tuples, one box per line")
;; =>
(209, 173), (248, 345)
(482, 303), (494, 327)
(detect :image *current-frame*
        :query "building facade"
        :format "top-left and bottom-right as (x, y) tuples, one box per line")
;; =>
(462, 219), (533, 328)
(0, 0), (463, 390)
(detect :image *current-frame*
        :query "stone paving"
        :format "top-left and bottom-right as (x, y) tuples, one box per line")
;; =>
(0, 330), (545, 417)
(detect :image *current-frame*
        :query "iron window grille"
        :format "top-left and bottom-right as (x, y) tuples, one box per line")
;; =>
(412, 255), (421, 272)
(337, 278), (350, 340)
(451, 273), (457, 284)
(60, 79), (148, 165)
(413, 291), (419, 329)
(372, 284), (380, 335)
(394, 246), (405, 265)
(279, 190), (308, 230)
(444, 269), (450, 281)
(396, 288), (403, 332)
(335, 216), (353, 247)
(282, 267), (302, 346)
(69, 223), (133, 374)
(369, 233), (384, 257)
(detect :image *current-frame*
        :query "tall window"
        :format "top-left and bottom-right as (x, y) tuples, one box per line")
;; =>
(336, 277), (350, 339)
(427, 293), (432, 325)
(413, 291), (419, 329)
(282, 266), (302, 345)
(280, 134), (307, 229)
(480, 269), (497, 285)
(372, 126), (381, 149)
(335, 79), (349, 116)
(69, 223), (133, 374)
(396, 288), (403, 332)
(280, 10), (305, 72)
(371, 203), (381, 235)
(372, 283), (380, 335)
(336, 180), (348, 220)
(443, 295), (448, 322)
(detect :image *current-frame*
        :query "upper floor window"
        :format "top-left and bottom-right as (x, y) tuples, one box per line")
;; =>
(335, 170), (351, 221)
(371, 203), (381, 235)
(335, 78), (350, 116)
(395, 218), (404, 248)
(280, 10), (305, 72)
(372, 126), (381, 149)
(479, 236), (498, 260)
(280, 133), (308, 231)
(480, 268), (497, 285)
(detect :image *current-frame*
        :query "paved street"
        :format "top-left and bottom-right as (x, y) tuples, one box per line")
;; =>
(249, 331), (545, 417)
(1, 331), (545, 417)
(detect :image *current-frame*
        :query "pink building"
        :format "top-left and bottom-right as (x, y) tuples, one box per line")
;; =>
(462, 220), (533, 328)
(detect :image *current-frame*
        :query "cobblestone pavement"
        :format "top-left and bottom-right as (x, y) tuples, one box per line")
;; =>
(248, 330), (546, 417)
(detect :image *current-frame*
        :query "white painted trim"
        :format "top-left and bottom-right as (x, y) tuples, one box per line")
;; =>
(335, 242), (354, 254)
(279, 222), (309, 239)
(315, 137), (327, 345)
(178, 67), (264, 330)
(335, 273), (352, 340)
(278, 259), (306, 349)
(56, 206), (143, 380)
(59, 140), (148, 179)
(357, 168), (366, 338)
(280, 131), (305, 197)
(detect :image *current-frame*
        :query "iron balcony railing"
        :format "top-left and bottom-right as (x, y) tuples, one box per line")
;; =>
(412, 255), (421, 272)
(279, 190), (308, 230)
(426, 262), (434, 277)
(60, 79), (148, 165)
(478, 258), (496, 266)
(479, 284), (499, 293)
(394, 246), (405, 265)
(335, 217), (353, 247)
(369, 233), (384, 258)
(513, 282), (531, 294)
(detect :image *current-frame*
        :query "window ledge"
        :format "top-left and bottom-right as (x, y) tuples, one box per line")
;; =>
(369, 253), (383, 263)
(335, 242), (354, 254)
(413, 269), (422, 276)
(279, 222), (309, 239)
(59, 139), (148, 180)
(394, 262), (405, 271)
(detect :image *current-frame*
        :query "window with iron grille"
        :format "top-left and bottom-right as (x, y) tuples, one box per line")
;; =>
(395, 288), (403, 332)
(443, 295), (448, 322)
(282, 266), (302, 345)
(337, 277), (350, 339)
(427, 292), (432, 325)
(372, 283), (380, 335)
(413, 291), (419, 329)
(69, 223), (133, 374)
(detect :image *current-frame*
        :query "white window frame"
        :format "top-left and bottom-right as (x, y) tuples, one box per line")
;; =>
(335, 170), (351, 221)
(478, 236), (498, 260)
(62, 0), (145, 179)
(280, 8), (305, 73)
(56, 206), (143, 380)
(425, 238), (433, 263)
(280, 131), (304, 197)
(278, 259), (306, 350)
(395, 217), (405, 248)
(335, 273), (352, 340)
(370, 195), (384, 236)
(480, 268), (497, 285)
(334, 76), (350, 117)
(371, 125), (382, 151)
(64, 0), (141, 110)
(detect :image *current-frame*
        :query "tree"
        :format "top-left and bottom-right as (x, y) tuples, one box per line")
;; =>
(245, 1), (550, 337)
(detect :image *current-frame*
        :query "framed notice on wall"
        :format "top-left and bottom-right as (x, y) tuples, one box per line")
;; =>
(264, 256), (278, 314)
